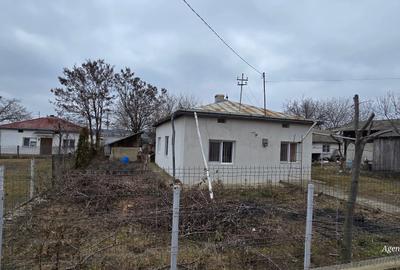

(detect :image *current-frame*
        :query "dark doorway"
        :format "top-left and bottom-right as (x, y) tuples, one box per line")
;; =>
(40, 138), (53, 155)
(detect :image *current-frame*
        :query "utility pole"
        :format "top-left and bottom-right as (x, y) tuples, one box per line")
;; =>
(263, 72), (266, 116)
(237, 73), (248, 111)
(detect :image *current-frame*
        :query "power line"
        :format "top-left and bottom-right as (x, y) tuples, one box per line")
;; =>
(267, 77), (400, 83)
(180, 0), (262, 75)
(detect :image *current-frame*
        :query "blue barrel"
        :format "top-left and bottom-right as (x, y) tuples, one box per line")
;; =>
(120, 156), (129, 164)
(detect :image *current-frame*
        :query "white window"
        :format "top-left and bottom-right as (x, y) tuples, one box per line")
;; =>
(23, 137), (37, 147)
(208, 140), (234, 163)
(63, 139), (75, 149)
(280, 142), (297, 162)
(322, 144), (330, 153)
(165, 136), (169, 156)
(157, 137), (161, 153)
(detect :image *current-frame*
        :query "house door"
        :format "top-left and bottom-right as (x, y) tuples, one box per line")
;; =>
(40, 138), (53, 155)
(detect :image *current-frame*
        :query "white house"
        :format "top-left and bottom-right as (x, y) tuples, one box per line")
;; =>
(155, 94), (315, 185)
(0, 116), (81, 156)
(312, 130), (341, 161)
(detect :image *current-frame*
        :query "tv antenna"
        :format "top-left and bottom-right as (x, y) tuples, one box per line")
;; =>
(237, 73), (248, 111)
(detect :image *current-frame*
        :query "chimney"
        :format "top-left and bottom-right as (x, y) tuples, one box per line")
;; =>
(214, 94), (225, 103)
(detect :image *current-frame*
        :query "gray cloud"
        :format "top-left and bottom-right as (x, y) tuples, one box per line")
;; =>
(0, 0), (399, 116)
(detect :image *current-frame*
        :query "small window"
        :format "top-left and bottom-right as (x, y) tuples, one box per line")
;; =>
(63, 139), (75, 149)
(282, 123), (290, 128)
(165, 136), (169, 156)
(322, 144), (330, 153)
(280, 142), (298, 162)
(157, 137), (161, 153)
(208, 140), (234, 163)
(23, 137), (30, 147)
(18, 129), (23, 133)
(217, 118), (226, 123)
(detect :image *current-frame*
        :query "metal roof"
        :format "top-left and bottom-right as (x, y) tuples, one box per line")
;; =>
(0, 116), (82, 133)
(312, 129), (340, 144)
(335, 119), (400, 137)
(155, 100), (314, 126)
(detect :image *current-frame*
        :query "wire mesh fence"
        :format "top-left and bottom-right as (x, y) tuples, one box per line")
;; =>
(0, 160), (399, 269)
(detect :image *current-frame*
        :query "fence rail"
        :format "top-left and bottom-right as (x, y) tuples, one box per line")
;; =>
(0, 161), (399, 269)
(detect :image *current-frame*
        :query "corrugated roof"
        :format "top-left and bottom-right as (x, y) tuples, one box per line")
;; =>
(312, 129), (340, 144)
(0, 117), (82, 133)
(194, 100), (305, 120)
(336, 119), (400, 137)
(154, 99), (315, 127)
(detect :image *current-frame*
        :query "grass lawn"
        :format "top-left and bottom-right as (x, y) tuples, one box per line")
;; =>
(0, 158), (52, 211)
(312, 164), (400, 206)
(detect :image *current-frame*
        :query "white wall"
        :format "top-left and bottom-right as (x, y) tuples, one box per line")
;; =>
(155, 115), (313, 184)
(346, 142), (373, 162)
(0, 129), (80, 155)
(312, 142), (340, 159)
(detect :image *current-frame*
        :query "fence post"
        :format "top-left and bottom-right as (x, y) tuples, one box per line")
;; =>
(170, 185), (181, 270)
(17, 145), (19, 158)
(304, 183), (314, 270)
(0, 165), (4, 269)
(30, 159), (35, 199)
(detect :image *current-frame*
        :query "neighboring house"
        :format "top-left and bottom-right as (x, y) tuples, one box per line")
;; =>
(312, 130), (341, 161)
(104, 131), (154, 160)
(0, 116), (81, 156)
(100, 129), (134, 146)
(154, 94), (315, 184)
(336, 119), (400, 171)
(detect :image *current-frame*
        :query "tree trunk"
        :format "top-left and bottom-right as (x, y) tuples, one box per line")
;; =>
(342, 140), (365, 262)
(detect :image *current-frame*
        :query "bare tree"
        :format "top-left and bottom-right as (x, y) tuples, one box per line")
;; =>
(51, 59), (114, 151)
(376, 91), (400, 134)
(154, 93), (199, 121)
(0, 97), (31, 123)
(342, 94), (393, 262)
(283, 96), (323, 120)
(113, 68), (166, 133)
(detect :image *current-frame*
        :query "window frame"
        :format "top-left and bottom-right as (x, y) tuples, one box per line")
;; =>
(165, 136), (169, 156)
(322, 144), (330, 153)
(208, 140), (235, 164)
(280, 142), (298, 163)
(157, 137), (161, 154)
(23, 137), (37, 148)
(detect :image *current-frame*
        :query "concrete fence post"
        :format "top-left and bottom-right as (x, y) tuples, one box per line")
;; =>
(0, 165), (4, 269)
(30, 159), (35, 199)
(304, 183), (314, 270)
(170, 185), (181, 270)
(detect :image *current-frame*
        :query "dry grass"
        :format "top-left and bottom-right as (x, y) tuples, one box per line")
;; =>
(312, 164), (400, 206)
(0, 158), (52, 211)
(3, 161), (400, 269)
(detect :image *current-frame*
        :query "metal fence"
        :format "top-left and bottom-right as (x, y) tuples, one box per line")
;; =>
(0, 161), (399, 269)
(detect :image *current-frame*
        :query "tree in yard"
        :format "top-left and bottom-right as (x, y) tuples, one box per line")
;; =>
(341, 94), (393, 262)
(51, 59), (114, 151)
(376, 91), (400, 134)
(75, 127), (91, 168)
(113, 67), (168, 133)
(0, 97), (31, 123)
(283, 96), (324, 120)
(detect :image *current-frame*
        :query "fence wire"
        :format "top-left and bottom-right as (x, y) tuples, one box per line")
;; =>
(0, 159), (399, 269)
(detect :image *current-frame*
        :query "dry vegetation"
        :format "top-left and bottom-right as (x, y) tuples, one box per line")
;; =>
(3, 160), (400, 269)
(312, 164), (400, 206)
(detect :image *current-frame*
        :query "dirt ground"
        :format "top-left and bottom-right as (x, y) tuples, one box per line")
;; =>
(3, 159), (400, 269)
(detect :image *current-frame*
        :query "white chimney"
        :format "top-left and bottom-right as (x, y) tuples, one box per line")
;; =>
(214, 94), (225, 103)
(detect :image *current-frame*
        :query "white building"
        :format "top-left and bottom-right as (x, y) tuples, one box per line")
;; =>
(155, 94), (315, 185)
(312, 130), (341, 161)
(0, 116), (81, 156)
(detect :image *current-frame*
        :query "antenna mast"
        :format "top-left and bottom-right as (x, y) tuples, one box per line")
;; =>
(237, 73), (248, 111)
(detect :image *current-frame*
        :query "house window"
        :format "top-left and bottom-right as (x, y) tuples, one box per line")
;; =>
(157, 137), (161, 153)
(217, 118), (226, 123)
(165, 136), (169, 156)
(280, 142), (298, 162)
(63, 139), (75, 149)
(282, 123), (290, 128)
(208, 140), (234, 163)
(322, 144), (330, 153)
(23, 137), (37, 147)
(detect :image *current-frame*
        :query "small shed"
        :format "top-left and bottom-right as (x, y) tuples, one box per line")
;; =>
(372, 131), (400, 171)
(105, 131), (155, 161)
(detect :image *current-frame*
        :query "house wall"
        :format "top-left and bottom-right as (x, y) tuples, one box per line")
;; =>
(155, 116), (313, 185)
(346, 142), (374, 163)
(373, 137), (400, 171)
(312, 142), (340, 159)
(0, 129), (79, 155)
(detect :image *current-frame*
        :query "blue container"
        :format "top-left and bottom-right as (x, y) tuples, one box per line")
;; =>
(120, 156), (129, 164)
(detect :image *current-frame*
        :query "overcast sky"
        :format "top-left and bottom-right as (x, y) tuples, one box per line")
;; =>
(1, 0), (400, 117)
